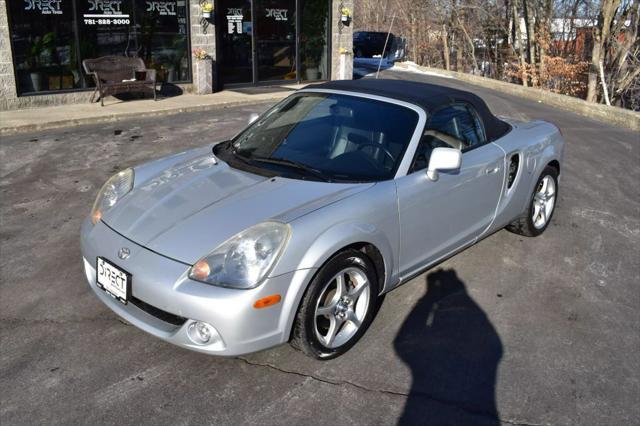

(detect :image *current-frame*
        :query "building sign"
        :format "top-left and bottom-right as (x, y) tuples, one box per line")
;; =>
(146, 0), (177, 16)
(83, 0), (129, 25)
(265, 8), (287, 21)
(177, 1), (187, 34)
(227, 8), (243, 34)
(23, 0), (63, 15)
(87, 0), (122, 13)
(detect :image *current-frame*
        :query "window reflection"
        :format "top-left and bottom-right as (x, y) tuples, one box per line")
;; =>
(8, 0), (190, 94)
(255, 0), (296, 82)
(134, 0), (189, 82)
(8, 0), (77, 92)
(300, 0), (328, 81)
(8, 0), (332, 93)
(219, 0), (253, 85)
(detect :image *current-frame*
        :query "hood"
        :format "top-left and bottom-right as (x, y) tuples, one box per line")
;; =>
(103, 153), (371, 264)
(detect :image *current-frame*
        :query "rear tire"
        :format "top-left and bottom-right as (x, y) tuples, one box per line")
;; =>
(507, 166), (558, 237)
(291, 249), (379, 360)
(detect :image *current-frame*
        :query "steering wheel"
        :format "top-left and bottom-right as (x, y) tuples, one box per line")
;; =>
(356, 143), (395, 164)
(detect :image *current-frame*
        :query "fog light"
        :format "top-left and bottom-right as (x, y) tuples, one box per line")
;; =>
(187, 321), (218, 345)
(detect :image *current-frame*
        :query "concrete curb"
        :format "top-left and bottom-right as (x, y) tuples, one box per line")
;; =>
(0, 97), (286, 136)
(395, 62), (640, 131)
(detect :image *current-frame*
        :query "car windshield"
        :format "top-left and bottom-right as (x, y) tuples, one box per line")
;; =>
(217, 92), (419, 182)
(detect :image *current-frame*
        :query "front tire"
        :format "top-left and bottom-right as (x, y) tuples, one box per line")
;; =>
(291, 249), (379, 360)
(507, 165), (558, 237)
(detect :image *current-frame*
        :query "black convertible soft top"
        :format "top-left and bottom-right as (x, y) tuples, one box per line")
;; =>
(313, 79), (511, 142)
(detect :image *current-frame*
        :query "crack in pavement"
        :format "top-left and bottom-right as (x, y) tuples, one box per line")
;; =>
(0, 314), (546, 426)
(500, 419), (547, 426)
(236, 356), (546, 425)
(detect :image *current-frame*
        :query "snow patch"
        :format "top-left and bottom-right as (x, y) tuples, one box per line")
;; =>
(392, 62), (455, 79)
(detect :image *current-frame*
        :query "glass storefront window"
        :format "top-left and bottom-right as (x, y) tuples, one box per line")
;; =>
(7, 0), (191, 94)
(255, 0), (296, 82)
(134, 0), (190, 82)
(8, 0), (78, 93)
(299, 0), (328, 81)
(7, 0), (332, 93)
(75, 0), (137, 89)
(218, 0), (253, 85)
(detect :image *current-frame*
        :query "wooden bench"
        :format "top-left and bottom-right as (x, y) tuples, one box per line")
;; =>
(82, 56), (157, 106)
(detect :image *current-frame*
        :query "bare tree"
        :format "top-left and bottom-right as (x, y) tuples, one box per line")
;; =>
(606, 0), (640, 107)
(513, 0), (530, 85)
(354, 0), (638, 109)
(523, 0), (538, 73)
(537, 0), (554, 78)
(586, 0), (621, 102)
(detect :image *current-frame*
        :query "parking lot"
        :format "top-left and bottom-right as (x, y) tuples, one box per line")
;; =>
(1, 70), (638, 425)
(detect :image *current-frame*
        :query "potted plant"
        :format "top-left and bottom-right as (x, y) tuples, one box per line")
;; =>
(192, 48), (213, 95)
(303, 36), (325, 80)
(201, 2), (213, 18)
(70, 38), (94, 86)
(301, 2), (327, 80)
(25, 32), (55, 92)
(340, 7), (351, 25)
(193, 48), (209, 61)
(304, 59), (319, 80)
(159, 36), (187, 82)
(338, 47), (352, 80)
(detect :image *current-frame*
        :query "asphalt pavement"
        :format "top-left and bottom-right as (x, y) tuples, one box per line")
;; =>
(1, 70), (638, 425)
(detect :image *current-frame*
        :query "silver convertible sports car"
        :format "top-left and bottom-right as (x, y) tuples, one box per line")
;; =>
(81, 79), (564, 359)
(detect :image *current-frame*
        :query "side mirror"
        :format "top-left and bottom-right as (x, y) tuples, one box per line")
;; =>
(248, 113), (259, 125)
(426, 147), (462, 181)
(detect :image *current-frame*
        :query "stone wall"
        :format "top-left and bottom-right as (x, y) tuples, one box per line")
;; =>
(189, 0), (216, 89)
(0, 1), (17, 110)
(330, 0), (353, 80)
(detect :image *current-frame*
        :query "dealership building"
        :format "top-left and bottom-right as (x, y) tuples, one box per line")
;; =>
(0, 0), (353, 110)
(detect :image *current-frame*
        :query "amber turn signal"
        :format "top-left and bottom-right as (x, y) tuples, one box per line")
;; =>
(91, 209), (102, 225)
(253, 294), (282, 309)
(191, 259), (211, 281)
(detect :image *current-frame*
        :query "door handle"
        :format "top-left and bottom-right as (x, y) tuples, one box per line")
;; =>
(485, 166), (500, 175)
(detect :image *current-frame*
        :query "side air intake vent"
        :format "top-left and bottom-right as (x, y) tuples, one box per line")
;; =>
(507, 154), (520, 189)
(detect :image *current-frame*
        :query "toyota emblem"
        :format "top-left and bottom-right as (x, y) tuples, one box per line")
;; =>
(118, 247), (131, 260)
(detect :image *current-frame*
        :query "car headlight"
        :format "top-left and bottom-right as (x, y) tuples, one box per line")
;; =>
(90, 168), (134, 225)
(189, 222), (290, 289)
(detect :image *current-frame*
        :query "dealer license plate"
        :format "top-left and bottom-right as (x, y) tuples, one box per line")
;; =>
(96, 257), (131, 305)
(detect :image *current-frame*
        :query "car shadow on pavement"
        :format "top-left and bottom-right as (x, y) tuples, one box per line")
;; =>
(394, 269), (503, 425)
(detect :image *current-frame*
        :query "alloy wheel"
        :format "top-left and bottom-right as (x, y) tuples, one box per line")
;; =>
(313, 267), (371, 349)
(532, 175), (556, 229)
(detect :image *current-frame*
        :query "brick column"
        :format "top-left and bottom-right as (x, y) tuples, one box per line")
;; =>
(330, 0), (353, 80)
(189, 0), (216, 90)
(0, 1), (18, 110)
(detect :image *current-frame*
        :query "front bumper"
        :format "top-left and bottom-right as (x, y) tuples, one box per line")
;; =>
(80, 219), (315, 356)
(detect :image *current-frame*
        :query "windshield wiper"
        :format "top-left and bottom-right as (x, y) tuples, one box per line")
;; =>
(251, 157), (333, 182)
(230, 149), (255, 166)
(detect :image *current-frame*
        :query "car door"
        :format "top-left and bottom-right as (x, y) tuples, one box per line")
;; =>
(395, 103), (505, 279)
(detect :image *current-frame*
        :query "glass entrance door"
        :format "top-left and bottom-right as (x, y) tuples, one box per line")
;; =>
(219, 0), (253, 85)
(254, 0), (296, 82)
(217, 0), (329, 86)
